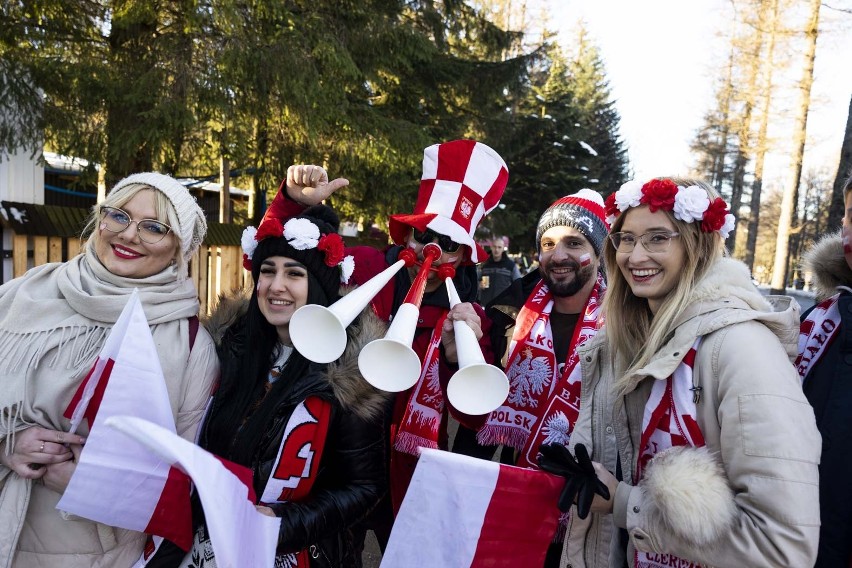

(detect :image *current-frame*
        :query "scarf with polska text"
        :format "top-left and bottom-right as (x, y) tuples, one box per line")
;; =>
(393, 313), (448, 456)
(634, 339), (705, 568)
(795, 294), (841, 383)
(478, 276), (604, 469)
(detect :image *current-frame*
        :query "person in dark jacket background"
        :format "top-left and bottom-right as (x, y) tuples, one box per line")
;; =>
(178, 202), (390, 568)
(797, 173), (852, 568)
(478, 235), (521, 306)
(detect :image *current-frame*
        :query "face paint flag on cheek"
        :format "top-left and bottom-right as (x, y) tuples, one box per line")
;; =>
(579, 253), (592, 268)
(843, 228), (852, 254)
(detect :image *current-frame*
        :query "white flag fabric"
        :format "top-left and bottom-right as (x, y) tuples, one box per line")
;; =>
(105, 415), (281, 568)
(381, 448), (564, 568)
(58, 289), (192, 548)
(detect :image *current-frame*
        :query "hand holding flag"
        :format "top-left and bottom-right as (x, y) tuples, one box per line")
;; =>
(105, 416), (281, 568)
(537, 443), (611, 518)
(58, 290), (192, 549)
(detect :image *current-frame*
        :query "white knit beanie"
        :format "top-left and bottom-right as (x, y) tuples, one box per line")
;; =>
(111, 172), (208, 262)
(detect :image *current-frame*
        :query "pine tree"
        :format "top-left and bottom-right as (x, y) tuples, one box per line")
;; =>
(563, 24), (629, 193)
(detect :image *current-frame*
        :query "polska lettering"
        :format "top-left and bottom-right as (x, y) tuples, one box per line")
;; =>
(488, 409), (536, 429)
(529, 330), (554, 349)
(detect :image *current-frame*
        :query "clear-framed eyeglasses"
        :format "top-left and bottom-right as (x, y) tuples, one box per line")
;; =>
(608, 231), (680, 254)
(99, 206), (173, 244)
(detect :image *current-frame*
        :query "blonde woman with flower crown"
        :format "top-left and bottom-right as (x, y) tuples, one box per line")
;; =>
(558, 178), (821, 568)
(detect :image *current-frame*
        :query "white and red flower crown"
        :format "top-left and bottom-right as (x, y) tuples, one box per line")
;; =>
(241, 217), (355, 284)
(604, 179), (735, 238)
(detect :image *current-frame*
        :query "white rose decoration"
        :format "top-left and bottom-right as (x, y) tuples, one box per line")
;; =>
(673, 185), (710, 223)
(614, 180), (643, 212)
(283, 218), (321, 250)
(241, 226), (258, 259)
(340, 255), (355, 284)
(719, 213), (736, 239)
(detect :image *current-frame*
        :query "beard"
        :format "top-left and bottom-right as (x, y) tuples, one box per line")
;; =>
(540, 258), (595, 297)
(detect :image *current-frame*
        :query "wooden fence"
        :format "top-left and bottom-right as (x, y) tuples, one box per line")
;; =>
(4, 233), (247, 316)
(189, 244), (251, 315)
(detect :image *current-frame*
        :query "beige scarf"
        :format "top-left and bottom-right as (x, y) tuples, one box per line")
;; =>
(0, 242), (200, 567)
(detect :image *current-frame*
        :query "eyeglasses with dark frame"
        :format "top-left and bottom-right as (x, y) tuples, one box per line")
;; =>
(608, 231), (680, 254)
(99, 206), (173, 244)
(411, 228), (463, 253)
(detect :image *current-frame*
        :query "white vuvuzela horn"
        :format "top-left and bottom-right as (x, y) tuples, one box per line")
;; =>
(444, 277), (510, 415)
(358, 243), (452, 392)
(290, 250), (415, 364)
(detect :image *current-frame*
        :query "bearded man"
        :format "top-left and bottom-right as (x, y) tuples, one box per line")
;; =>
(477, 189), (609, 567)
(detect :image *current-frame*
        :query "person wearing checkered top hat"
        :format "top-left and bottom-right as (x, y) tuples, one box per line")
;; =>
(271, 139), (509, 549)
(559, 177), (820, 568)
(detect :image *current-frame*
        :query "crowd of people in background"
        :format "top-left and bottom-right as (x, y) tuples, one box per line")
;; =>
(0, 139), (849, 568)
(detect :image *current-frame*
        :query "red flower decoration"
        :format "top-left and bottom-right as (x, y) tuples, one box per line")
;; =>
(701, 197), (728, 232)
(255, 218), (284, 243)
(242, 253), (253, 271)
(640, 179), (678, 213)
(318, 233), (345, 267)
(604, 193), (619, 219)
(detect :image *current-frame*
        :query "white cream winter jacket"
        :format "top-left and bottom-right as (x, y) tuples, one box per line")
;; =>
(561, 257), (821, 568)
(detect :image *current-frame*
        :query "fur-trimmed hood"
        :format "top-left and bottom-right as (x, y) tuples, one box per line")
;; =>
(203, 291), (390, 422)
(804, 230), (852, 300)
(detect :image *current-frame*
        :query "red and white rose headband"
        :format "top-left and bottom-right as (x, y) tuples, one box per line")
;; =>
(241, 217), (355, 284)
(604, 178), (735, 238)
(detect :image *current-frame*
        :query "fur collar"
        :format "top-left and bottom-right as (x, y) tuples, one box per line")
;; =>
(804, 231), (852, 301)
(203, 291), (391, 422)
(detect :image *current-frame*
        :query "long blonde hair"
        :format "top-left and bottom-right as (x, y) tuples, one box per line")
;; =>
(602, 178), (725, 384)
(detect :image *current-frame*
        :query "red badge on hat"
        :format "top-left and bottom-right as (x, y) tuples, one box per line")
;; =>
(389, 139), (509, 263)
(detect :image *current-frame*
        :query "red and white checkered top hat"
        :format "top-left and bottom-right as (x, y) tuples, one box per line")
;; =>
(389, 139), (509, 263)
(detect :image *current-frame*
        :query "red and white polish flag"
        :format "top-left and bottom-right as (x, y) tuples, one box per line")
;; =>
(381, 448), (564, 568)
(106, 416), (281, 568)
(58, 289), (192, 550)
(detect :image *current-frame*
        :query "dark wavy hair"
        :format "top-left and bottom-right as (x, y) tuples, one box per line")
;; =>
(201, 236), (334, 465)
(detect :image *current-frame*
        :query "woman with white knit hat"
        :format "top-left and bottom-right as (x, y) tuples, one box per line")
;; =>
(0, 172), (219, 568)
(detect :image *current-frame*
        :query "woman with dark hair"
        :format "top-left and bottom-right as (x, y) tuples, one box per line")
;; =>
(175, 201), (389, 567)
(559, 178), (820, 568)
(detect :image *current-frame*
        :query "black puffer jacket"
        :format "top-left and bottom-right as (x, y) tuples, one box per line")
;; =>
(802, 232), (852, 568)
(203, 295), (391, 567)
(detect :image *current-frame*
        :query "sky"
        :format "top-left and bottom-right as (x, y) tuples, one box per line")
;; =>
(536, 0), (852, 185)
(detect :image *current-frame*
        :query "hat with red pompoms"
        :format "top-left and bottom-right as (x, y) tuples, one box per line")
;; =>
(388, 139), (509, 263)
(241, 200), (354, 302)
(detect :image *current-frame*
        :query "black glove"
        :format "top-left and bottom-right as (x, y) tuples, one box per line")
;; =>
(538, 442), (611, 519)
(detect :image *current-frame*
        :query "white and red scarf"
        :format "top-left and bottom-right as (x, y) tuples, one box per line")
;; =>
(634, 339), (705, 568)
(394, 314), (448, 456)
(262, 396), (332, 567)
(796, 294), (841, 383)
(178, 397), (332, 568)
(478, 276), (604, 469)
